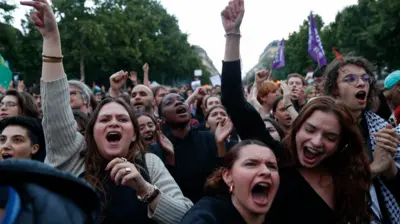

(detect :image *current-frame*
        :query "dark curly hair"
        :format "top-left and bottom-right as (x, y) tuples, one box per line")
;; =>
(282, 96), (371, 223)
(324, 57), (376, 110)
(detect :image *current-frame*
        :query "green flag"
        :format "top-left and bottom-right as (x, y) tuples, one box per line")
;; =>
(0, 54), (12, 89)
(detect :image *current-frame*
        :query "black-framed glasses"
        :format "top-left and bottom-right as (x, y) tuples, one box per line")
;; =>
(0, 101), (17, 108)
(342, 74), (373, 85)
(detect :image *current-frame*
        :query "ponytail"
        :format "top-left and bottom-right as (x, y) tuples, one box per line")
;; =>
(204, 168), (229, 197)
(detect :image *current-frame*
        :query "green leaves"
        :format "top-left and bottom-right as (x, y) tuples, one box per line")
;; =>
(1, 0), (207, 86)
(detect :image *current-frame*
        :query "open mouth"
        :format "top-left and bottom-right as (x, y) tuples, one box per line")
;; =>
(134, 102), (144, 107)
(251, 182), (270, 205)
(355, 91), (367, 101)
(143, 133), (154, 142)
(303, 146), (322, 160)
(106, 131), (122, 143)
(176, 106), (187, 115)
(2, 153), (12, 159)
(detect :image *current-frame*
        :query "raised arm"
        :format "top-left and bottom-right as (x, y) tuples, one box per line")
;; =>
(220, 0), (281, 155)
(21, 0), (84, 175)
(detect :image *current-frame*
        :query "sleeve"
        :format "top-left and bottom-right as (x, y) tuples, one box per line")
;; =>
(41, 77), (85, 176)
(179, 199), (218, 224)
(145, 153), (193, 224)
(221, 60), (282, 155)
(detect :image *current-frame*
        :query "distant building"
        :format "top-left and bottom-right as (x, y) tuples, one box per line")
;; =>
(193, 45), (220, 77)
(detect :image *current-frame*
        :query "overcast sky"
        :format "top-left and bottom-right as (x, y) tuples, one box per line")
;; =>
(10, 0), (358, 74)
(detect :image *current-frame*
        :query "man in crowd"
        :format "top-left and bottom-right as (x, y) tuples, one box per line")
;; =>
(68, 80), (92, 115)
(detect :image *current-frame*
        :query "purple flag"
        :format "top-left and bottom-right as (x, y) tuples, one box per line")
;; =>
(272, 39), (285, 69)
(308, 12), (327, 66)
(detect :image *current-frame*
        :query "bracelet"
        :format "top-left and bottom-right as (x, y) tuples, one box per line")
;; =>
(224, 33), (242, 38)
(43, 57), (63, 63)
(137, 185), (160, 203)
(285, 104), (293, 110)
(42, 54), (63, 59)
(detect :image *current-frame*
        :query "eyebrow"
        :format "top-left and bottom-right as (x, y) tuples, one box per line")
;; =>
(305, 122), (339, 136)
(98, 114), (129, 117)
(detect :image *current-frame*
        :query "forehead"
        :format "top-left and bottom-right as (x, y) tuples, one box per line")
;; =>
(276, 99), (285, 108)
(208, 96), (220, 102)
(2, 95), (18, 103)
(156, 88), (168, 95)
(98, 102), (130, 116)
(132, 86), (152, 95)
(288, 77), (303, 83)
(1, 125), (28, 136)
(210, 107), (226, 114)
(237, 145), (276, 162)
(163, 93), (182, 103)
(304, 110), (340, 134)
(338, 64), (367, 78)
(137, 115), (153, 124)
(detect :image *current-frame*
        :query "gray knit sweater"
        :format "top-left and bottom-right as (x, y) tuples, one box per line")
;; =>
(41, 77), (193, 224)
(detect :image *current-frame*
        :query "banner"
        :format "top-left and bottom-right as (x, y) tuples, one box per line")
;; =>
(308, 12), (327, 66)
(0, 54), (12, 89)
(272, 39), (285, 69)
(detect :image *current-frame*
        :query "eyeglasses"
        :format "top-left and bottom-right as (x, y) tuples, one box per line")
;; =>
(70, 90), (83, 96)
(342, 74), (373, 85)
(313, 77), (325, 84)
(0, 101), (17, 108)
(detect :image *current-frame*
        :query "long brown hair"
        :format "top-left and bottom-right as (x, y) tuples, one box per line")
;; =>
(2, 89), (40, 119)
(204, 140), (273, 197)
(282, 96), (371, 223)
(84, 98), (147, 194)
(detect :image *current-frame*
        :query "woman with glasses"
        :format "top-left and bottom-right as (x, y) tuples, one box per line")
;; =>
(0, 89), (40, 120)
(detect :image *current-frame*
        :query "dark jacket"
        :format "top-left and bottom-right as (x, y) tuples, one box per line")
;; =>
(0, 159), (100, 224)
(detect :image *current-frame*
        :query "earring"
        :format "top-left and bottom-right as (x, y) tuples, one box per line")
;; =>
(229, 185), (234, 193)
(340, 143), (349, 153)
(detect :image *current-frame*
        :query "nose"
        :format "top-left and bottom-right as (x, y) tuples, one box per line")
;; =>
(356, 77), (366, 87)
(259, 165), (272, 177)
(108, 117), (120, 128)
(310, 134), (323, 148)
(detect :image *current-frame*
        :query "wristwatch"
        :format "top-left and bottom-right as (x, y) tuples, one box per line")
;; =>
(138, 185), (160, 203)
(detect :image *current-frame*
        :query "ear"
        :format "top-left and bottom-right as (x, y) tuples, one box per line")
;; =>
(205, 121), (210, 129)
(222, 168), (233, 186)
(31, 144), (40, 155)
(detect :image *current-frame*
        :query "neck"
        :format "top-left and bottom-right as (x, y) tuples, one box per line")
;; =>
(261, 103), (271, 116)
(171, 123), (191, 139)
(232, 196), (265, 224)
(351, 110), (363, 123)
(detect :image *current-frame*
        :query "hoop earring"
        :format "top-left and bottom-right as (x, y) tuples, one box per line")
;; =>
(229, 185), (234, 193)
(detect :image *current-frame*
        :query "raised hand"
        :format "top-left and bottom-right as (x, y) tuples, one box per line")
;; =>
(221, 0), (245, 33)
(20, 0), (59, 39)
(110, 70), (128, 91)
(215, 118), (234, 144)
(143, 63), (149, 73)
(129, 71), (137, 82)
(17, 80), (25, 92)
(255, 70), (270, 90)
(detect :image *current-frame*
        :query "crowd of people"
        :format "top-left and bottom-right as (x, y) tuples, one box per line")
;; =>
(0, 0), (400, 223)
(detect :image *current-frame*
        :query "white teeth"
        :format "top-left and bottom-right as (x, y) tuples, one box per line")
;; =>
(306, 147), (318, 154)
